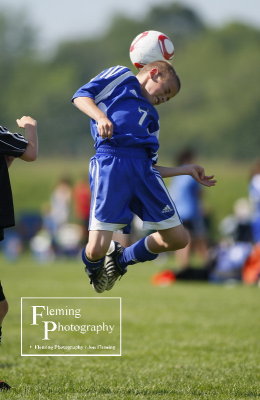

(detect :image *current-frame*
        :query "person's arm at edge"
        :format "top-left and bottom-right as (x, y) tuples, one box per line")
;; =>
(155, 164), (216, 187)
(5, 156), (15, 168)
(17, 116), (38, 162)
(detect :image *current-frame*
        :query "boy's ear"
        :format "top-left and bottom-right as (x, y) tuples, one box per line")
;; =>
(149, 68), (159, 79)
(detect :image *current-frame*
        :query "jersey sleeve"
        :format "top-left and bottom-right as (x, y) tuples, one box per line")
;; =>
(0, 126), (28, 157)
(71, 66), (133, 103)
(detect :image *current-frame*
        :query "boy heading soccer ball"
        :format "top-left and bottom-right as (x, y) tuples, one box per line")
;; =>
(72, 61), (216, 292)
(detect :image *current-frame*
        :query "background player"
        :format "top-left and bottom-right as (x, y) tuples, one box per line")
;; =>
(169, 147), (209, 268)
(0, 116), (38, 390)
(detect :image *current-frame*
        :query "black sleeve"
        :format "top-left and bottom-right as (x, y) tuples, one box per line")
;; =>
(0, 126), (28, 157)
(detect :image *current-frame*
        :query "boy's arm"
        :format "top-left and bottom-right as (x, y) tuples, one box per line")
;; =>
(16, 116), (38, 162)
(5, 156), (15, 168)
(73, 97), (113, 139)
(155, 164), (216, 187)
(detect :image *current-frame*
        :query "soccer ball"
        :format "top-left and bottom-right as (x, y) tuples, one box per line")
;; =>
(129, 30), (174, 69)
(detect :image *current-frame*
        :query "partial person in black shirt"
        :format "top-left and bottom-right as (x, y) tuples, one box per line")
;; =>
(0, 116), (38, 391)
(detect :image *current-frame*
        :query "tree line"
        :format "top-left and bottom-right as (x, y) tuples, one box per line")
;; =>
(0, 3), (259, 160)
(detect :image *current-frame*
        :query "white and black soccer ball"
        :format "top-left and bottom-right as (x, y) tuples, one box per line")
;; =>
(129, 30), (174, 69)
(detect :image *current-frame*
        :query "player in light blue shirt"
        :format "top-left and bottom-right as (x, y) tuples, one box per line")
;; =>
(249, 161), (260, 242)
(168, 148), (206, 236)
(169, 174), (202, 221)
(72, 61), (216, 292)
(168, 148), (209, 268)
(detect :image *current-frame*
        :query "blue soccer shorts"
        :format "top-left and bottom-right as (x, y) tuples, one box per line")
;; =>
(88, 146), (182, 232)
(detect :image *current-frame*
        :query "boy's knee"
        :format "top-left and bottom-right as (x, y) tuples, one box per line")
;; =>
(165, 229), (190, 251)
(86, 244), (106, 261)
(173, 233), (190, 250)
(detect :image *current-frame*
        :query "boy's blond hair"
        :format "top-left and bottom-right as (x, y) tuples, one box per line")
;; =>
(138, 60), (181, 93)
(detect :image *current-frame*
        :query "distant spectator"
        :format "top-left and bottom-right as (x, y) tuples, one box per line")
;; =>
(49, 176), (73, 232)
(168, 148), (209, 268)
(219, 198), (252, 243)
(248, 160), (260, 243)
(152, 239), (252, 285)
(73, 175), (91, 241)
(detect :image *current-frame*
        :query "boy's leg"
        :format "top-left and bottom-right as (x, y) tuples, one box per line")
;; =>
(0, 299), (8, 324)
(147, 225), (190, 254)
(0, 301), (8, 344)
(0, 282), (8, 344)
(119, 225), (189, 267)
(81, 230), (113, 293)
(0, 284), (11, 390)
(86, 230), (114, 260)
(105, 225), (190, 290)
(0, 381), (11, 391)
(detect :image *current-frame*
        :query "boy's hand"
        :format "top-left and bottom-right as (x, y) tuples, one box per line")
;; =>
(16, 116), (37, 128)
(97, 117), (113, 139)
(16, 115), (38, 162)
(184, 164), (216, 187)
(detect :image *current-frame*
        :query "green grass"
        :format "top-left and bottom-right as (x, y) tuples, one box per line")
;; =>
(2, 157), (257, 398)
(1, 255), (259, 399)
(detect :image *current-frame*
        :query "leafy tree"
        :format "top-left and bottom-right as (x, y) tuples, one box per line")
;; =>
(0, 10), (38, 123)
(0, 4), (260, 160)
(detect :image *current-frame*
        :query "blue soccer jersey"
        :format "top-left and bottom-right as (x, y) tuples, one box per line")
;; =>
(72, 65), (160, 163)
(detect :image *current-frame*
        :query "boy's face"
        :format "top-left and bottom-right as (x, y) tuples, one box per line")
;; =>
(140, 68), (179, 106)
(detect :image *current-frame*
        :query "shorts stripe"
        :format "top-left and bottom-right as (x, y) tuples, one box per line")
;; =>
(89, 159), (127, 231)
(153, 169), (177, 211)
(89, 158), (99, 229)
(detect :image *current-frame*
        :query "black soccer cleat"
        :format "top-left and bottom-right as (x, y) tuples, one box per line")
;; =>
(105, 241), (127, 291)
(84, 266), (108, 293)
(82, 250), (108, 293)
(0, 381), (11, 391)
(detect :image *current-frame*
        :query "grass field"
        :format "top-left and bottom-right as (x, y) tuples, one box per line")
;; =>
(1, 157), (258, 398)
(0, 254), (259, 400)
